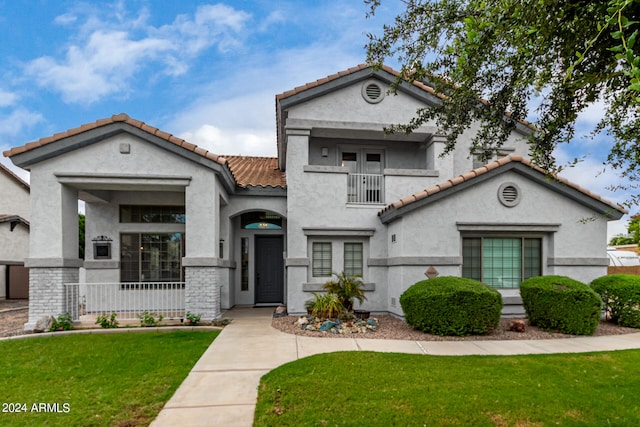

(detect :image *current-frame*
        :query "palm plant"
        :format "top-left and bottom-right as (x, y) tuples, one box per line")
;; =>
(307, 292), (343, 318)
(323, 272), (366, 312)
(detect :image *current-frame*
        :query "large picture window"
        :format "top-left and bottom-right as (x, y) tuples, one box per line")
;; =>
(462, 237), (541, 288)
(121, 233), (184, 282)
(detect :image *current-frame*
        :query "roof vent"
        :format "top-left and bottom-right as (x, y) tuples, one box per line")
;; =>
(498, 182), (521, 207)
(362, 80), (385, 104)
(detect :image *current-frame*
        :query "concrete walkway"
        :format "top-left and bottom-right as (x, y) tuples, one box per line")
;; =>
(150, 308), (640, 427)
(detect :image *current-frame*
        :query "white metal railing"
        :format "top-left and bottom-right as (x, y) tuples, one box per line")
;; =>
(347, 173), (384, 204)
(64, 282), (185, 321)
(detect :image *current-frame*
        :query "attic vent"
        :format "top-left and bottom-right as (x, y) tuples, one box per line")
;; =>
(361, 80), (385, 104)
(498, 182), (521, 207)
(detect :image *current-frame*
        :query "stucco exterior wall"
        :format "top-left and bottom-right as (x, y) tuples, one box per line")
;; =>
(0, 166), (30, 220)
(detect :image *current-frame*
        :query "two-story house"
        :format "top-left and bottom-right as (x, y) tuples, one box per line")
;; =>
(3, 65), (625, 329)
(0, 163), (30, 300)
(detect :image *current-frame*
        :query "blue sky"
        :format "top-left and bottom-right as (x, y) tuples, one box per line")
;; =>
(0, 1), (631, 237)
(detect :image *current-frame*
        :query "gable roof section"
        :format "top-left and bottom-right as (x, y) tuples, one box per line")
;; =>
(274, 64), (538, 171)
(225, 156), (286, 188)
(378, 154), (627, 223)
(0, 162), (29, 191)
(2, 114), (285, 192)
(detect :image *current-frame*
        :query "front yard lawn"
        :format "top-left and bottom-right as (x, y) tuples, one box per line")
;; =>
(0, 330), (218, 426)
(255, 350), (640, 426)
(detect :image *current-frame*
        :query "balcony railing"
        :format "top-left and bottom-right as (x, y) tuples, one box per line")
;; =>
(64, 282), (185, 321)
(347, 173), (384, 204)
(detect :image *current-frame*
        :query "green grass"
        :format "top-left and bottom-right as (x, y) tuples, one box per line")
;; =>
(0, 330), (218, 426)
(255, 350), (640, 426)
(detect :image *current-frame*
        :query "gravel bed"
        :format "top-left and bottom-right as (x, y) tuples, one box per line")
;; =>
(0, 303), (29, 338)
(272, 314), (639, 341)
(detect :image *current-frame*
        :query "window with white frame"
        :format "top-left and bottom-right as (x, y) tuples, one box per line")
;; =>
(312, 242), (332, 277)
(462, 237), (541, 288)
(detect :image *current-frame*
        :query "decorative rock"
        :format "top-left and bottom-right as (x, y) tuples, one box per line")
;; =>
(273, 306), (288, 318)
(508, 319), (526, 333)
(319, 320), (335, 332)
(34, 316), (55, 333)
(296, 316), (309, 326)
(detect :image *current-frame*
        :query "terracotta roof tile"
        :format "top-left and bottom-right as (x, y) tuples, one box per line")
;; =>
(379, 155), (627, 216)
(224, 156), (286, 188)
(2, 114), (228, 168)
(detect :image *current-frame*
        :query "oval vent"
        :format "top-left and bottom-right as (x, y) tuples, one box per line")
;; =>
(361, 81), (385, 104)
(498, 182), (521, 207)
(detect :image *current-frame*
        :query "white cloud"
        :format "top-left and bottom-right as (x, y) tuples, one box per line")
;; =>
(0, 108), (43, 136)
(0, 88), (18, 107)
(25, 3), (252, 104)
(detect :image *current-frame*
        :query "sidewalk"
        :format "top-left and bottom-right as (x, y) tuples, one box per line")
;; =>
(150, 308), (640, 427)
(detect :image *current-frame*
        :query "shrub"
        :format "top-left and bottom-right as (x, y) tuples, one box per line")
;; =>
(95, 312), (119, 329)
(138, 311), (163, 327)
(399, 277), (502, 336)
(591, 274), (640, 328)
(50, 312), (73, 332)
(323, 272), (367, 312)
(184, 311), (202, 326)
(520, 276), (601, 335)
(308, 292), (343, 318)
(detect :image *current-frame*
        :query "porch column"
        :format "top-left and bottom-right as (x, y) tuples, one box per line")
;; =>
(183, 174), (221, 320)
(24, 181), (82, 330)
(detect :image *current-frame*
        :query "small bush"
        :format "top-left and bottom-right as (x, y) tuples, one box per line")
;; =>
(50, 312), (73, 332)
(399, 277), (502, 336)
(138, 311), (163, 327)
(308, 292), (344, 318)
(591, 274), (640, 328)
(520, 276), (601, 335)
(95, 313), (119, 329)
(184, 311), (202, 326)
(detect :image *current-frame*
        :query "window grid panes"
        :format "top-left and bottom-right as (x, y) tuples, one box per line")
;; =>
(483, 238), (521, 288)
(344, 243), (363, 277)
(121, 233), (184, 282)
(462, 237), (542, 288)
(120, 205), (185, 223)
(312, 242), (332, 277)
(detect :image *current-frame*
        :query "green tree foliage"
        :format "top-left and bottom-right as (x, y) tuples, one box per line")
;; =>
(609, 216), (640, 244)
(366, 0), (640, 203)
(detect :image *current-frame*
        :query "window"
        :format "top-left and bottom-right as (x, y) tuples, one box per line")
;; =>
(312, 242), (332, 277)
(241, 237), (249, 291)
(344, 243), (363, 276)
(120, 206), (185, 223)
(121, 233), (184, 282)
(462, 237), (541, 288)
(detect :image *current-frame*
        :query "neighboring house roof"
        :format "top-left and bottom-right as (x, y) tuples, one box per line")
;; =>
(378, 154), (627, 223)
(0, 214), (30, 230)
(0, 162), (29, 191)
(3, 114), (286, 190)
(225, 156), (286, 188)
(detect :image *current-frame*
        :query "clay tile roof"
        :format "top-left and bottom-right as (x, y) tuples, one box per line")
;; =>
(379, 154), (627, 217)
(224, 156), (286, 188)
(2, 113), (227, 167)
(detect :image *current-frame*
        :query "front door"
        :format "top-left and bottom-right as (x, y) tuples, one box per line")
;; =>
(255, 236), (284, 304)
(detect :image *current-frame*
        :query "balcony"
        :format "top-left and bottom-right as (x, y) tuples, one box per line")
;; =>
(347, 173), (384, 204)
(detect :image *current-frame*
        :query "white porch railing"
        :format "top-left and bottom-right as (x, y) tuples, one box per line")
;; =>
(347, 173), (384, 204)
(64, 282), (185, 321)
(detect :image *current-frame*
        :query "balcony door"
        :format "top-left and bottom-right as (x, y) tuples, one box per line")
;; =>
(341, 149), (384, 203)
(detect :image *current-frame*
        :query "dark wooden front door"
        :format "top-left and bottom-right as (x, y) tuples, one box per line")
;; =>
(255, 236), (284, 304)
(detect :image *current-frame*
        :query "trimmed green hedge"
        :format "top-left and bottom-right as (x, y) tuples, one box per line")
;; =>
(400, 277), (502, 336)
(591, 274), (640, 328)
(520, 276), (601, 335)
